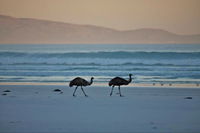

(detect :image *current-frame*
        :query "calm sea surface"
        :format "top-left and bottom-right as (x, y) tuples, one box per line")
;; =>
(0, 44), (200, 85)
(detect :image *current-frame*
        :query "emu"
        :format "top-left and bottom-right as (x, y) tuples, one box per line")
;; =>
(69, 77), (94, 97)
(109, 74), (132, 97)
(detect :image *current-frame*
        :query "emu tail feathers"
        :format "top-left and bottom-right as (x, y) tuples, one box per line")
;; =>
(69, 82), (73, 87)
(108, 81), (112, 86)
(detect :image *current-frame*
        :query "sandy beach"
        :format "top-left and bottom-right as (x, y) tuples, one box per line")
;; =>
(0, 84), (200, 133)
(1, 1), (200, 133)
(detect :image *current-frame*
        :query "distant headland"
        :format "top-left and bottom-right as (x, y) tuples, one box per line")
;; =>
(0, 15), (200, 44)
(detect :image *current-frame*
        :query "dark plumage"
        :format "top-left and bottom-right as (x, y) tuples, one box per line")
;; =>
(109, 74), (132, 97)
(69, 77), (94, 97)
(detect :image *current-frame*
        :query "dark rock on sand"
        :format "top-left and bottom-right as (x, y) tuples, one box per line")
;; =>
(53, 89), (61, 92)
(3, 90), (11, 92)
(184, 97), (192, 99)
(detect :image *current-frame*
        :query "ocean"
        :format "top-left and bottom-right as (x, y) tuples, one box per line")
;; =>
(0, 44), (200, 85)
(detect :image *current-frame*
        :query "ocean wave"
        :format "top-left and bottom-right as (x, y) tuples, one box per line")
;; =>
(1, 62), (200, 67)
(1, 51), (200, 66)
(1, 51), (200, 59)
(1, 44), (200, 84)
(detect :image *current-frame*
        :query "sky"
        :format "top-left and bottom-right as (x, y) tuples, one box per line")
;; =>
(0, 0), (200, 35)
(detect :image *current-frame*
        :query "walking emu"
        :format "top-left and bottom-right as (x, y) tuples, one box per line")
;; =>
(109, 74), (132, 97)
(69, 77), (94, 97)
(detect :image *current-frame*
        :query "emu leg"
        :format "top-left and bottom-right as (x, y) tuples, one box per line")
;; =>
(110, 86), (114, 96)
(118, 86), (123, 97)
(81, 86), (88, 97)
(73, 86), (78, 97)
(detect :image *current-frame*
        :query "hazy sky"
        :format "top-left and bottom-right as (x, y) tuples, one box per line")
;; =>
(0, 0), (200, 34)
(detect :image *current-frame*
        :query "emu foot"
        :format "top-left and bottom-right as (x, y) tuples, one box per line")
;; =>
(73, 94), (76, 97)
(85, 95), (88, 97)
(110, 93), (112, 96)
(120, 95), (124, 97)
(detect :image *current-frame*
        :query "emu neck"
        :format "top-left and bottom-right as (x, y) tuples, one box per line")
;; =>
(128, 75), (132, 83)
(89, 78), (93, 85)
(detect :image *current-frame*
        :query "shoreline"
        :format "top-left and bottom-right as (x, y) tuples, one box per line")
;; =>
(0, 82), (199, 88)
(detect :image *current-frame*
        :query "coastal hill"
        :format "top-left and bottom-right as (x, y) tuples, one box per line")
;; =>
(0, 15), (200, 44)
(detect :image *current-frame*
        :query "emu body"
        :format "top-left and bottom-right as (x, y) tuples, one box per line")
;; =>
(69, 77), (94, 97)
(109, 74), (132, 97)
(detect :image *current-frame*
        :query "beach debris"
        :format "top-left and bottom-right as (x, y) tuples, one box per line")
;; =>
(53, 89), (61, 92)
(152, 126), (157, 130)
(9, 96), (16, 98)
(184, 97), (192, 99)
(150, 121), (154, 125)
(53, 89), (63, 94)
(196, 83), (199, 86)
(169, 83), (172, 86)
(2, 93), (7, 95)
(150, 122), (157, 130)
(3, 90), (11, 92)
(9, 121), (21, 124)
(160, 83), (164, 86)
(153, 83), (156, 86)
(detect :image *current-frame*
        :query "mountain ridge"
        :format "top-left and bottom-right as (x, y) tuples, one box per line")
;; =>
(0, 15), (200, 44)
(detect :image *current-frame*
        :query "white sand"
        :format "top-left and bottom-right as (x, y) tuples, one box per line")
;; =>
(0, 85), (200, 133)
